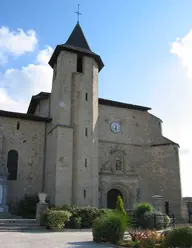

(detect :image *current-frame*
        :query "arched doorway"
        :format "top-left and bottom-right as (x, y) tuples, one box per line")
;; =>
(107, 189), (123, 209)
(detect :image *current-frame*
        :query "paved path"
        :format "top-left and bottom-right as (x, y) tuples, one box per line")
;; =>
(0, 230), (115, 248)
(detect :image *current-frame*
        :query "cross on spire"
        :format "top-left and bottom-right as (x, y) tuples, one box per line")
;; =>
(75, 4), (82, 23)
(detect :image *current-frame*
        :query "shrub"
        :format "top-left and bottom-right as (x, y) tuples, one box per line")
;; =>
(135, 202), (153, 219)
(51, 205), (111, 228)
(163, 226), (192, 248)
(92, 215), (106, 242)
(119, 240), (140, 248)
(163, 214), (170, 228)
(116, 195), (127, 216)
(138, 211), (170, 230)
(17, 194), (39, 218)
(46, 210), (71, 231)
(68, 216), (82, 229)
(92, 211), (129, 244)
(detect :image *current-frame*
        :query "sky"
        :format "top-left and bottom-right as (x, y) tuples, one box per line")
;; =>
(0, 0), (192, 197)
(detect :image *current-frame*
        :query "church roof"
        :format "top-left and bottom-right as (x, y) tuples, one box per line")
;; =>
(27, 92), (50, 114)
(65, 23), (91, 51)
(27, 92), (151, 114)
(0, 109), (51, 122)
(99, 98), (151, 111)
(49, 23), (104, 71)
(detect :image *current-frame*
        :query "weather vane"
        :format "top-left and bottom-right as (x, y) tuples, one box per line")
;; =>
(75, 4), (82, 23)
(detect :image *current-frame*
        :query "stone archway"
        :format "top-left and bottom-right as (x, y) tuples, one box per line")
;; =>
(107, 188), (123, 209)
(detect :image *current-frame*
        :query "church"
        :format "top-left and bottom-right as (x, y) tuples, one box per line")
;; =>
(0, 22), (182, 217)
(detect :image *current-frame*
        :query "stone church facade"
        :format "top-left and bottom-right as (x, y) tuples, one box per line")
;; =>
(0, 23), (182, 217)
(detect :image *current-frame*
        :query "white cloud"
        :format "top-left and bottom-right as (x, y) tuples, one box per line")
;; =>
(36, 46), (53, 64)
(0, 46), (53, 112)
(0, 88), (26, 112)
(0, 26), (37, 64)
(170, 29), (192, 79)
(156, 29), (192, 197)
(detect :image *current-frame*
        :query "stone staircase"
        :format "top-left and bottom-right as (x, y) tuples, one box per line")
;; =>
(0, 213), (44, 231)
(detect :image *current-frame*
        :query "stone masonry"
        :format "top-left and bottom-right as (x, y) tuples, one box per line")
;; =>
(0, 23), (183, 217)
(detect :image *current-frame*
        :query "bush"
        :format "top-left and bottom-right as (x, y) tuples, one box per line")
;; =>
(68, 216), (82, 229)
(92, 211), (129, 244)
(138, 211), (170, 230)
(51, 205), (111, 228)
(135, 202), (153, 219)
(116, 195), (126, 216)
(46, 210), (71, 231)
(119, 240), (140, 248)
(17, 194), (39, 218)
(163, 214), (170, 228)
(163, 226), (192, 248)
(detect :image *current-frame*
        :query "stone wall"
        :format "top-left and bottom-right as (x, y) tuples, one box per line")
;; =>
(0, 117), (45, 206)
(98, 105), (162, 145)
(35, 99), (50, 117)
(98, 104), (182, 216)
(181, 197), (192, 222)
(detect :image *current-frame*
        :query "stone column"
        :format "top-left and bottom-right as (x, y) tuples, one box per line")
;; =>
(132, 189), (137, 209)
(0, 170), (9, 213)
(36, 193), (48, 224)
(152, 195), (163, 212)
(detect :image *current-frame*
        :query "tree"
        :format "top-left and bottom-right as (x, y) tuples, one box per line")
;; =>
(116, 195), (126, 216)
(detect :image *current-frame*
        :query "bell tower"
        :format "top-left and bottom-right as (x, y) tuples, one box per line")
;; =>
(47, 23), (104, 207)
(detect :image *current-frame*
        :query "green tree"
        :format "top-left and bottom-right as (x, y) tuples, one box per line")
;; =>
(116, 195), (126, 216)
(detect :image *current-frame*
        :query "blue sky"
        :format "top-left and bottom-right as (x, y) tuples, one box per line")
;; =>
(1, 0), (192, 196)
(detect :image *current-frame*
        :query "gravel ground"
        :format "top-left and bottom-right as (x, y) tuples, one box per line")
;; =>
(0, 230), (115, 248)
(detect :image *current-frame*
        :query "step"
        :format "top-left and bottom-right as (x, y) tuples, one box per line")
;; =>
(0, 225), (45, 232)
(0, 213), (22, 219)
(0, 219), (37, 224)
(0, 223), (39, 226)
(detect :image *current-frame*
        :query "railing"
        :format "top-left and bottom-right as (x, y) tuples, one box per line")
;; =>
(129, 213), (191, 230)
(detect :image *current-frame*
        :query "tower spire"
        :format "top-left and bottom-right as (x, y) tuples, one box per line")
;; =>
(75, 4), (82, 24)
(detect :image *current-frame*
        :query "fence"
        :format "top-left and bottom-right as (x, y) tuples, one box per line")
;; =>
(129, 213), (190, 230)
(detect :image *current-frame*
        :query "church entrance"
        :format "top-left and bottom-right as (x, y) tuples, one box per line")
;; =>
(107, 189), (123, 209)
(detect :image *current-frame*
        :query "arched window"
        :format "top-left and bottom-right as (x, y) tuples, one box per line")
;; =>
(7, 150), (18, 180)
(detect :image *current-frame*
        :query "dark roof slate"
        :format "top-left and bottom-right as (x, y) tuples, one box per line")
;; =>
(65, 23), (91, 51)
(27, 92), (50, 114)
(0, 109), (51, 122)
(27, 92), (151, 114)
(49, 23), (104, 71)
(99, 98), (151, 111)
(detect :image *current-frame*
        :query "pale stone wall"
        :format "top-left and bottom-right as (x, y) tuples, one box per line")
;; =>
(71, 57), (99, 207)
(45, 50), (77, 206)
(35, 99), (50, 117)
(46, 50), (99, 207)
(98, 105), (182, 216)
(0, 50), (182, 216)
(44, 123), (56, 204)
(54, 126), (73, 205)
(50, 51), (76, 127)
(181, 197), (192, 222)
(98, 105), (162, 145)
(0, 117), (45, 205)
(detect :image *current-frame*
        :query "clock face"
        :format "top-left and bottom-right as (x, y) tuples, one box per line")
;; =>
(111, 122), (121, 133)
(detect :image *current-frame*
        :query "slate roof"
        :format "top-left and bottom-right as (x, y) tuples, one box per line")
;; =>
(0, 109), (51, 122)
(65, 23), (91, 51)
(99, 98), (151, 111)
(27, 92), (151, 114)
(27, 92), (50, 114)
(49, 23), (104, 71)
